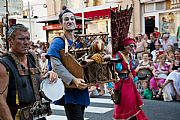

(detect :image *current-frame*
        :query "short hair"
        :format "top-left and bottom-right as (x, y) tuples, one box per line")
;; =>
(148, 53), (153, 58)
(154, 27), (158, 30)
(142, 52), (149, 56)
(163, 33), (169, 38)
(174, 48), (180, 53)
(41, 52), (47, 57)
(59, 6), (75, 23)
(158, 54), (166, 60)
(7, 24), (28, 39)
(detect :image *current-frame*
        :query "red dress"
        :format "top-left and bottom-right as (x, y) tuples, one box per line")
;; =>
(113, 52), (148, 120)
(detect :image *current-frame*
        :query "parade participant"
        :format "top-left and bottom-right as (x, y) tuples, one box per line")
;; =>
(0, 24), (58, 120)
(162, 49), (180, 101)
(113, 37), (148, 120)
(46, 6), (90, 120)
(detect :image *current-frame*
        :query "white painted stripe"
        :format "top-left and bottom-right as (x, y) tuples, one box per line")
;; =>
(50, 104), (113, 114)
(90, 98), (113, 104)
(50, 104), (64, 110)
(86, 106), (113, 113)
(46, 115), (89, 120)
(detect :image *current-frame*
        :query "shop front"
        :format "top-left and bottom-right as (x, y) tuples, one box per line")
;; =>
(75, 7), (117, 35)
(159, 10), (180, 36)
(141, 0), (180, 39)
(42, 23), (88, 43)
(159, 0), (180, 38)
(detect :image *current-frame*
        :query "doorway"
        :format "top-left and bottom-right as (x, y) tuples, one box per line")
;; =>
(145, 16), (155, 37)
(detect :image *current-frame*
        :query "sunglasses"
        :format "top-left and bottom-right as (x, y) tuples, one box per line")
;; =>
(125, 44), (135, 48)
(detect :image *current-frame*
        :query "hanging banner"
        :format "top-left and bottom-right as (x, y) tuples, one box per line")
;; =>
(111, 6), (133, 55)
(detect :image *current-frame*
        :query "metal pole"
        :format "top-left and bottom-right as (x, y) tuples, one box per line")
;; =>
(28, 1), (32, 41)
(81, 0), (85, 34)
(5, 0), (9, 51)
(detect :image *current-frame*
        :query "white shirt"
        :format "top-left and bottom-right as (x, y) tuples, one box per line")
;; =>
(151, 50), (157, 62)
(161, 39), (173, 50)
(39, 59), (48, 73)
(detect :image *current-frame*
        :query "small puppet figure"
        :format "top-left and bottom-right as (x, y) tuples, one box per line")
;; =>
(89, 38), (105, 63)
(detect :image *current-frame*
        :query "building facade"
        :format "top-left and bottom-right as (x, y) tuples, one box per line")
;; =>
(0, 0), (48, 44)
(44, 0), (142, 39)
(140, 0), (180, 40)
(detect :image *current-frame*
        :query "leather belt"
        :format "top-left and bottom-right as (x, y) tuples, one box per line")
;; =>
(118, 73), (129, 79)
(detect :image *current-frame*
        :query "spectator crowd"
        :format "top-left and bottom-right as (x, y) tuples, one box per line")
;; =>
(0, 27), (179, 102)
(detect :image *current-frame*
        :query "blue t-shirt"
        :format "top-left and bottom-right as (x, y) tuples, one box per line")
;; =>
(47, 37), (90, 107)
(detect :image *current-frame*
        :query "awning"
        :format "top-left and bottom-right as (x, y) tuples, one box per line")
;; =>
(42, 23), (88, 31)
(37, 6), (117, 23)
(75, 7), (117, 20)
(140, 0), (165, 3)
(37, 15), (91, 23)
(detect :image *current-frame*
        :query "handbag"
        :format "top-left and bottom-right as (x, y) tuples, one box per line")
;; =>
(111, 78), (125, 105)
(137, 69), (152, 80)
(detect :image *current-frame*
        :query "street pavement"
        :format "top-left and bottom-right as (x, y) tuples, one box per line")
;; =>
(46, 93), (180, 120)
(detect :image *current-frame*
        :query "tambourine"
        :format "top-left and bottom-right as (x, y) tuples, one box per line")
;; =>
(40, 78), (65, 102)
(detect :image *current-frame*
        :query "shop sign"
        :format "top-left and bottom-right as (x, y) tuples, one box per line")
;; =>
(140, 0), (165, 3)
(75, 8), (117, 20)
(43, 24), (62, 30)
(76, 24), (87, 29)
(43, 24), (87, 30)
(171, 0), (180, 9)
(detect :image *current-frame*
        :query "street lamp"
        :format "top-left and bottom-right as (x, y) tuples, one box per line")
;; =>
(5, 0), (9, 51)
(25, 1), (47, 41)
(28, 1), (32, 41)
(81, 0), (85, 34)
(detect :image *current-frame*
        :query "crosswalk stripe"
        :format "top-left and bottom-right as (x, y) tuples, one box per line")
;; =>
(50, 104), (113, 114)
(49, 97), (114, 120)
(46, 115), (89, 120)
(86, 106), (113, 113)
(90, 98), (113, 104)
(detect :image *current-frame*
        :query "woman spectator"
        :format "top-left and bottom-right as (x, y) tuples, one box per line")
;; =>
(149, 32), (157, 53)
(135, 52), (154, 96)
(144, 34), (151, 51)
(161, 33), (174, 51)
(150, 54), (170, 99)
(151, 40), (163, 63)
(135, 34), (148, 62)
(113, 37), (148, 120)
(165, 45), (174, 62)
(162, 49), (180, 101)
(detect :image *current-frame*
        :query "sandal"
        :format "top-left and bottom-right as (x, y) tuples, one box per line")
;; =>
(156, 94), (160, 99)
(176, 95), (180, 101)
(156, 93), (162, 100)
(153, 95), (156, 99)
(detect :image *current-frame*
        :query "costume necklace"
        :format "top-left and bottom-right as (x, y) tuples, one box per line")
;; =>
(119, 51), (130, 71)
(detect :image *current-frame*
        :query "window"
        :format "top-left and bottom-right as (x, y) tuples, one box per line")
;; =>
(144, 3), (155, 12)
(156, 2), (165, 10)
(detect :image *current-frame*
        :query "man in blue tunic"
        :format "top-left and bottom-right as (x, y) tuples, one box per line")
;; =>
(46, 6), (90, 120)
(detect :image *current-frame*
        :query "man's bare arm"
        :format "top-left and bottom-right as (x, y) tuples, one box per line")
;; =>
(0, 63), (13, 120)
